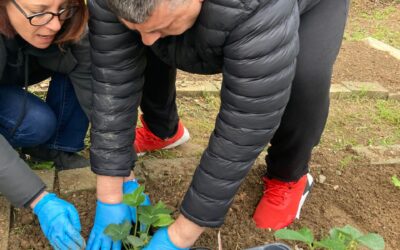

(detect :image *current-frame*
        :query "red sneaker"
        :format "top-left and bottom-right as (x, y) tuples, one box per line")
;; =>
(253, 173), (313, 230)
(134, 115), (190, 156)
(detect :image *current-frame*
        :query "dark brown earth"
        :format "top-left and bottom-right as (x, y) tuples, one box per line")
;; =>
(7, 0), (400, 249)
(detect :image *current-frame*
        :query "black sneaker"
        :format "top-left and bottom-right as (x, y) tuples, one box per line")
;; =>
(52, 151), (89, 171)
(21, 146), (58, 162)
(21, 146), (89, 171)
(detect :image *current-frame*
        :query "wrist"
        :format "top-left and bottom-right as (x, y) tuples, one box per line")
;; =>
(30, 191), (49, 209)
(168, 214), (205, 248)
(96, 175), (124, 204)
(123, 171), (136, 182)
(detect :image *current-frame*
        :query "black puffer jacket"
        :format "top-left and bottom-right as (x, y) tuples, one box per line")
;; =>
(89, 0), (319, 227)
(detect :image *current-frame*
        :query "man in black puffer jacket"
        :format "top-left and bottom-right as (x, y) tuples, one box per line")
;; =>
(86, 0), (349, 248)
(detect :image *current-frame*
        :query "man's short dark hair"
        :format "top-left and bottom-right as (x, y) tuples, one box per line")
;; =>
(107, 0), (161, 23)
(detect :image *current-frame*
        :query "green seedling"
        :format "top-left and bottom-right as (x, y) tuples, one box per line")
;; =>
(391, 175), (400, 189)
(105, 186), (175, 250)
(274, 225), (384, 250)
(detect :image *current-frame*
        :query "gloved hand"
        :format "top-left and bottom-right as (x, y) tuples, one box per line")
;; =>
(86, 200), (132, 250)
(33, 193), (85, 250)
(143, 227), (189, 250)
(123, 179), (151, 225)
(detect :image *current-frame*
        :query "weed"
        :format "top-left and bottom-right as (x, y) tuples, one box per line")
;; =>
(347, 3), (400, 47)
(391, 175), (400, 189)
(201, 91), (219, 107)
(339, 155), (355, 169)
(360, 6), (397, 21)
(274, 225), (385, 250)
(376, 100), (400, 126)
(105, 186), (174, 250)
(28, 161), (54, 170)
(145, 149), (179, 159)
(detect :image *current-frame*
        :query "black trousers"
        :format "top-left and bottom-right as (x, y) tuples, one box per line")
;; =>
(141, 49), (179, 139)
(140, 0), (350, 181)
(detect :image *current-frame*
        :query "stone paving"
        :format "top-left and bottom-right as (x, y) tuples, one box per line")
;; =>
(33, 169), (55, 192)
(363, 37), (400, 61)
(342, 81), (389, 99)
(176, 80), (220, 97)
(58, 167), (96, 195)
(351, 145), (400, 166)
(330, 84), (352, 98)
(136, 157), (199, 181)
(176, 81), (395, 100)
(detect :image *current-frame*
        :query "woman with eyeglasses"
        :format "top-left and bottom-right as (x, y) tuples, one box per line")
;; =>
(0, 0), (91, 249)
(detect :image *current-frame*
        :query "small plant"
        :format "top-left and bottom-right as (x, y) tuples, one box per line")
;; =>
(274, 225), (384, 250)
(391, 175), (400, 189)
(105, 186), (175, 250)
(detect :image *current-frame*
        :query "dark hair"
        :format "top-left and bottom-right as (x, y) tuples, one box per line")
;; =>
(107, 0), (160, 23)
(0, 0), (88, 45)
(107, 0), (188, 24)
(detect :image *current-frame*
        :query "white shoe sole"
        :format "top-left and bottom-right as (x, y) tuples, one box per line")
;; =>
(136, 127), (190, 157)
(295, 173), (314, 219)
(163, 127), (190, 149)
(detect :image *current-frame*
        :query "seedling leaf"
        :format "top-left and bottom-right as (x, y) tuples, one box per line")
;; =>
(274, 228), (313, 245)
(357, 233), (385, 250)
(330, 228), (347, 242)
(125, 235), (146, 248)
(104, 221), (132, 241)
(315, 238), (347, 250)
(138, 206), (153, 216)
(138, 214), (158, 226)
(139, 232), (151, 243)
(336, 225), (363, 239)
(123, 185), (146, 207)
(153, 214), (175, 228)
(153, 201), (173, 215)
(391, 175), (400, 188)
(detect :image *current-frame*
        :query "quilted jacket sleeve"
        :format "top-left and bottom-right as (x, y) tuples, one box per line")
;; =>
(88, 0), (146, 176)
(181, 0), (300, 227)
(0, 134), (46, 207)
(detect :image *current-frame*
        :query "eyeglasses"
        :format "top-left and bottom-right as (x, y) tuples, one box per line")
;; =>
(11, 0), (77, 26)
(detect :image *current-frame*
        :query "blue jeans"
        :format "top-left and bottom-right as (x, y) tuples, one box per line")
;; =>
(0, 73), (89, 152)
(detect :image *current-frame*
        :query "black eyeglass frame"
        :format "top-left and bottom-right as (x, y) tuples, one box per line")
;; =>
(11, 0), (77, 26)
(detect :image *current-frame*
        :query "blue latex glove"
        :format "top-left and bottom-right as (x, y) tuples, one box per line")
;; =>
(123, 179), (151, 223)
(86, 201), (132, 250)
(143, 227), (189, 250)
(33, 193), (85, 250)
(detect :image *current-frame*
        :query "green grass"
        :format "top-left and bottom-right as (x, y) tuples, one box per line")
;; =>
(346, 4), (400, 47)
(28, 161), (54, 170)
(323, 97), (400, 152)
(360, 6), (397, 20)
(375, 100), (400, 126)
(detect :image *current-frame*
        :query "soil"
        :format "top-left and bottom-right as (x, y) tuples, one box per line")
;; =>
(7, 0), (400, 249)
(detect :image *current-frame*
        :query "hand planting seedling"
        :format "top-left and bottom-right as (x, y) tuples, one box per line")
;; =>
(104, 185), (174, 250)
(274, 225), (384, 250)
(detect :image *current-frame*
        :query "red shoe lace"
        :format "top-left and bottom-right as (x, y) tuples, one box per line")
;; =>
(135, 127), (164, 152)
(263, 177), (295, 205)
(136, 127), (161, 142)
